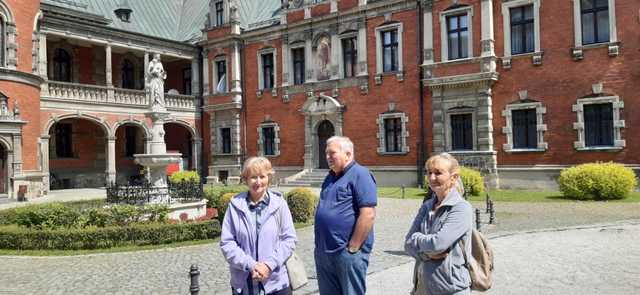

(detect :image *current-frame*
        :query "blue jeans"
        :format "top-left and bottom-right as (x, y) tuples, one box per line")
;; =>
(315, 248), (370, 295)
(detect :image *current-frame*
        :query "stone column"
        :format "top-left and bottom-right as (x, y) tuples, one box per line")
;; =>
(106, 45), (113, 86)
(359, 0), (367, 6)
(230, 42), (242, 103)
(330, 34), (340, 80)
(39, 33), (48, 94)
(144, 52), (150, 87)
(192, 137), (202, 171)
(357, 24), (368, 76)
(106, 136), (116, 184)
(480, 0), (496, 72)
(305, 38), (316, 82)
(12, 134), (23, 175)
(40, 135), (50, 192)
(106, 44), (114, 101)
(281, 41), (290, 86)
(191, 57), (200, 95)
(423, 1), (434, 64)
(202, 50), (210, 95)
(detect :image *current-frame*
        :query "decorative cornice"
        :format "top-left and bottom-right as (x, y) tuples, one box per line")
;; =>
(0, 68), (44, 88)
(202, 102), (242, 112)
(424, 72), (499, 89)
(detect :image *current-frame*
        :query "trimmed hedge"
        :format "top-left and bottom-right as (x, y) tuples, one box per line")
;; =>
(204, 185), (246, 210)
(459, 167), (485, 197)
(0, 219), (221, 250)
(558, 162), (638, 200)
(285, 188), (318, 223)
(6, 203), (170, 229)
(169, 170), (200, 184)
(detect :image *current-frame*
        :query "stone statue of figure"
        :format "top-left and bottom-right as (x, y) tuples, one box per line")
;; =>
(148, 53), (166, 110)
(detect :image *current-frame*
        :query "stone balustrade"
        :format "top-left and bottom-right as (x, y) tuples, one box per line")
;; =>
(45, 81), (198, 112)
(47, 81), (109, 103)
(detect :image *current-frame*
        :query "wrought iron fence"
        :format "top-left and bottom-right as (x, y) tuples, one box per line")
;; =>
(106, 180), (203, 205)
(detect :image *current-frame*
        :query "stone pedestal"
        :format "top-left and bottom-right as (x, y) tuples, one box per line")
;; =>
(134, 110), (181, 203)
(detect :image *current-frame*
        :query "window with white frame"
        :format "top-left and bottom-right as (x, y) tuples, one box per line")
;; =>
(502, 101), (547, 152)
(375, 22), (404, 75)
(502, 0), (541, 58)
(572, 95), (625, 150)
(572, 0), (617, 50)
(258, 48), (277, 90)
(215, 1), (224, 26)
(341, 36), (357, 78)
(376, 112), (409, 154)
(440, 6), (473, 62)
(212, 56), (227, 94)
(291, 46), (305, 85)
(220, 127), (231, 154)
(257, 122), (280, 157)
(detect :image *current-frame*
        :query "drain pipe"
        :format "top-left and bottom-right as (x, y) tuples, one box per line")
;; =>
(417, 0), (426, 187)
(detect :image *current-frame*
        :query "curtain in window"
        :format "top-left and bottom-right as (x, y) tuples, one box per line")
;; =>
(584, 103), (613, 146)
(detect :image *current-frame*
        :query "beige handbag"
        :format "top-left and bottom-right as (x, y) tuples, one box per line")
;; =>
(275, 206), (309, 290)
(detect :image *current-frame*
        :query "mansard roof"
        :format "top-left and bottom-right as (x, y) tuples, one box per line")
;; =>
(237, 0), (282, 31)
(42, 0), (209, 43)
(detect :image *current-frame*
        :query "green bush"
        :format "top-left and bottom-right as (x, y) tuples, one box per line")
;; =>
(204, 185), (245, 209)
(459, 167), (485, 197)
(0, 220), (221, 250)
(13, 203), (82, 229)
(285, 188), (318, 223)
(169, 170), (200, 184)
(218, 192), (237, 221)
(558, 162), (638, 200)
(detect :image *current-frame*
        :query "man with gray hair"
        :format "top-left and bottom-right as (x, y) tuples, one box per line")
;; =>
(314, 136), (377, 294)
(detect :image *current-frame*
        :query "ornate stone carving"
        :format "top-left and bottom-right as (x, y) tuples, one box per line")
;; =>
(502, 57), (512, 69)
(571, 48), (583, 61)
(424, 49), (434, 61)
(532, 52), (543, 66)
(374, 74), (382, 85)
(608, 44), (619, 57)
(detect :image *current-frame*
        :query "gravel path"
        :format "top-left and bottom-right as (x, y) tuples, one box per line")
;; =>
(1, 196), (639, 294)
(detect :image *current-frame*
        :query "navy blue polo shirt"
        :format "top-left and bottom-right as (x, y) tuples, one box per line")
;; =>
(314, 161), (377, 254)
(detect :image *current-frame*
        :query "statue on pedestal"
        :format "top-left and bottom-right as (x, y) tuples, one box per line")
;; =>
(147, 53), (166, 111)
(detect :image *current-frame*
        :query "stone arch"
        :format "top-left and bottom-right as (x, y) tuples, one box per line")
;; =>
(165, 118), (197, 138)
(301, 94), (344, 169)
(0, 1), (14, 22)
(112, 118), (151, 140)
(0, 135), (12, 152)
(43, 113), (112, 138)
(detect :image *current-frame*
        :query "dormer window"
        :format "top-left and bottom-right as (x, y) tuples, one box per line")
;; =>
(114, 1), (133, 22)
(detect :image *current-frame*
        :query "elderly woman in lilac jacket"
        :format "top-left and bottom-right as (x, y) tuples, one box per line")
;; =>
(220, 157), (297, 295)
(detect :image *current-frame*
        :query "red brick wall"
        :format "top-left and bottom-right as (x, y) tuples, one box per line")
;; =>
(338, 0), (358, 11)
(164, 60), (191, 94)
(49, 119), (106, 170)
(0, 0), (41, 171)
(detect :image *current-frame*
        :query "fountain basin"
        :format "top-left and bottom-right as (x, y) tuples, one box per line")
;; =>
(134, 153), (182, 167)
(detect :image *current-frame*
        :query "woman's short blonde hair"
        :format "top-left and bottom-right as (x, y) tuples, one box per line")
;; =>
(241, 156), (275, 184)
(425, 152), (464, 195)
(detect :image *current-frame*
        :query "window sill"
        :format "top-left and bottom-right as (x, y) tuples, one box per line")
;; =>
(504, 148), (546, 153)
(212, 152), (241, 156)
(437, 57), (478, 66)
(374, 71), (404, 85)
(501, 51), (543, 68)
(575, 146), (624, 152)
(572, 42), (619, 60)
(377, 151), (409, 156)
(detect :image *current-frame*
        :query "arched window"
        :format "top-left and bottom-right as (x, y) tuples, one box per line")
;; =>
(121, 58), (135, 89)
(53, 48), (72, 82)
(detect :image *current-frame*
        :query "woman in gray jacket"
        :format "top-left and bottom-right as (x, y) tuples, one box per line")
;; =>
(405, 153), (473, 295)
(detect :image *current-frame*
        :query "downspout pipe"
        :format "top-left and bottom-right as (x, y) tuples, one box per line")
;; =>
(417, 0), (426, 187)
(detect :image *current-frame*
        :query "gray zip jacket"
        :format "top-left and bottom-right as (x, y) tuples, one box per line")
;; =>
(404, 189), (472, 295)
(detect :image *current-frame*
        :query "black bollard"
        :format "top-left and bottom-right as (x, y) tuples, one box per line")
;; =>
(485, 193), (490, 213)
(489, 200), (496, 224)
(475, 208), (481, 231)
(190, 264), (200, 295)
(401, 185), (405, 199)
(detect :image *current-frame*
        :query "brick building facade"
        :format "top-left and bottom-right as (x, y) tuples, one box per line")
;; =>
(204, 0), (639, 189)
(0, 0), (637, 199)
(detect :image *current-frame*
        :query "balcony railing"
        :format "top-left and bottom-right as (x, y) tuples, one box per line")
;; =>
(44, 81), (198, 112)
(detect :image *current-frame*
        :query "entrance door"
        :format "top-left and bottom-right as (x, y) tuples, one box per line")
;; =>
(317, 120), (334, 169)
(0, 146), (6, 194)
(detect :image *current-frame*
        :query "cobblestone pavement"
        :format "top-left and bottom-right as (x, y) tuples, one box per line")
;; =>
(1, 197), (639, 294)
